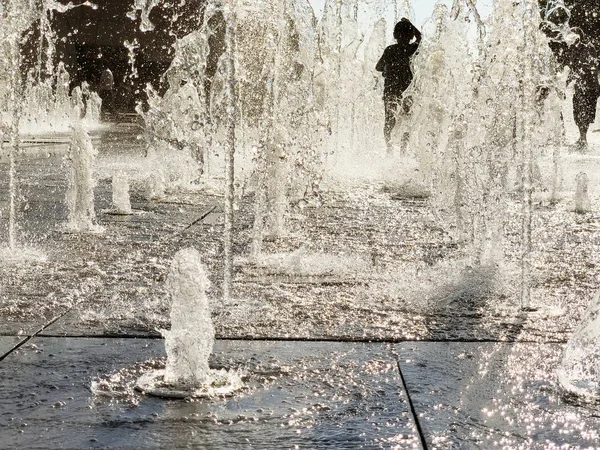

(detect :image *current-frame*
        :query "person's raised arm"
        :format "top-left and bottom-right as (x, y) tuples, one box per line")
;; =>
(401, 18), (422, 46)
(413, 26), (422, 47)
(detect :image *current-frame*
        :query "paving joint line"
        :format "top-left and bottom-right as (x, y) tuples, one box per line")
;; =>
(0, 307), (77, 362)
(14, 334), (566, 345)
(205, 336), (566, 344)
(181, 205), (217, 232)
(395, 356), (429, 450)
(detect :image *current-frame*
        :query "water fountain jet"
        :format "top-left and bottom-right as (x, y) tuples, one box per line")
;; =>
(558, 290), (600, 400)
(64, 88), (103, 233)
(574, 171), (591, 214)
(108, 173), (133, 215)
(136, 247), (243, 398)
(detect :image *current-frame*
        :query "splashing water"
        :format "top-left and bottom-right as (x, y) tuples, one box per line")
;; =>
(245, 247), (372, 277)
(1, 0), (103, 255)
(404, 0), (563, 311)
(558, 291), (600, 400)
(83, 83), (102, 125)
(6, 0), (590, 413)
(574, 172), (591, 214)
(222, 1), (237, 301)
(128, 0), (161, 32)
(111, 173), (133, 215)
(135, 248), (243, 398)
(163, 248), (214, 386)
(0, 2), (102, 133)
(132, 0), (563, 314)
(65, 88), (103, 233)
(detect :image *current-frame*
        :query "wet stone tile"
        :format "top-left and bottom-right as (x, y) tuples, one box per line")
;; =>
(396, 342), (600, 449)
(1, 133), (599, 343)
(0, 338), (421, 449)
(40, 308), (163, 338)
(0, 336), (24, 358)
(0, 319), (45, 337)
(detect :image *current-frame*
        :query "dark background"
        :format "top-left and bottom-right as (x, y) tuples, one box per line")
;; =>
(20, 0), (219, 114)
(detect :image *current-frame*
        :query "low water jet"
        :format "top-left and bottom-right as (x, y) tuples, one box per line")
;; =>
(574, 171), (591, 214)
(109, 173), (133, 215)
(136, 248), (243, 398)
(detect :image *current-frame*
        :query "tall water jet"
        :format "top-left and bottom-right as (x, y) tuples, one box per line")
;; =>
(558, 291), (600, 400)
(6, 36), (22, 251)
(83, 83), (102, 125)
(0, 1), (33, 251)
(395, 0), (414, 23)
(223, 0), (237, 301)
(65, 88), (102, 233)
(408, 4), (481, 246)
(139, 38), (208, 183)
(516, 0), (548, 309)
(352, 17), (386, 155)
(250, 0), (317, 255)
(333, 0), (343, 155)
(317, 0), (360, 155)
(2, 1), (47, 252)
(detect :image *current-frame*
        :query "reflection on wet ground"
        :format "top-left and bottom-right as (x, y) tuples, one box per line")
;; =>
(1, 128), (598, 341)
(398, 342), (600, 449)
(1, 128), (600, 448)
(0, 339), (422, 449)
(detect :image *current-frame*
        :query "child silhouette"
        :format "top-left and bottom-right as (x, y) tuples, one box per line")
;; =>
(376, 18), (421, 151)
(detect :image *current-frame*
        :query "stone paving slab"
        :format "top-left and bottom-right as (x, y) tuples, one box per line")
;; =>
(0, 338), (421, 449)
(0, 300), (70, 337)
(2, 129), (600, 344)
(40, 309), (162, 338)
(0, 336), (24, 358)
(0, 319), (44, 337)
(396, 342), (600, 449)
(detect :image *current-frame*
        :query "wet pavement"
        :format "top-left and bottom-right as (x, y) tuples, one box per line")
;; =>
(0, 339), (421, 450)
(2, 337), (600, 448)
(0, 336), (24, 359)
(1, 126), (600, 448)
(398, 342), (600, 449)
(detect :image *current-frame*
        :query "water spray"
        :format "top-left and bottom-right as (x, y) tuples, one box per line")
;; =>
(223, 0), (237, 302)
